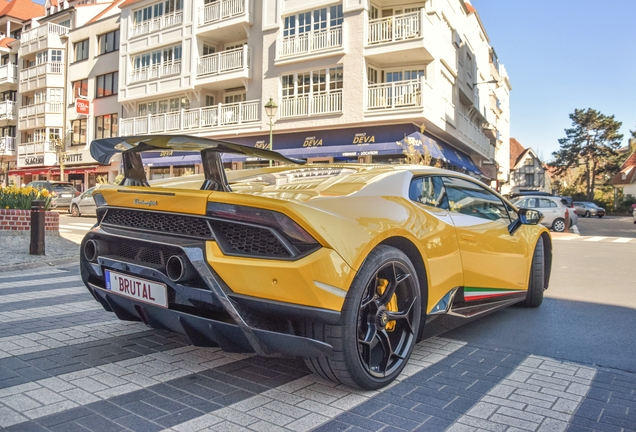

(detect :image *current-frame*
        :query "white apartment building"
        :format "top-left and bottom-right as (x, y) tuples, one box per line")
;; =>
(0, 0), (44, 186)
(11, 0), (122, 191)
(117, 0), (511, 186)
(7, 0), (512, 190)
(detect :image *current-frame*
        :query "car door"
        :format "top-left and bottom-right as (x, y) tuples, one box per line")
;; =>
(538, 198), (560, 224)
(81, 188), (96, 215)
(442, 176), (530, 292)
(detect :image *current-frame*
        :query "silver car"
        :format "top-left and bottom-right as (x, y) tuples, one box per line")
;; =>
(573, 201), (605, 218)
(69, 187), (97, 217)
(512, 195), (578, 232)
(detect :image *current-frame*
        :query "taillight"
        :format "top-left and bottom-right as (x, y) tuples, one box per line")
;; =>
(206, 202), (319, 250)
(75, 191), (81, 197)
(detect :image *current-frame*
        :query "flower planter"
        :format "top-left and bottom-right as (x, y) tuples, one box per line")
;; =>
(0, 209), (60, 232)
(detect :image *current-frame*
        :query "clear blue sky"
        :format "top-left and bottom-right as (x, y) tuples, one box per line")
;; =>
(471, 0), (636, 162)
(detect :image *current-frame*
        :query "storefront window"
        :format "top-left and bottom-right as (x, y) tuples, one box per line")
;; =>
(173, 165), (194, 177)
(149, 167), (170, 180)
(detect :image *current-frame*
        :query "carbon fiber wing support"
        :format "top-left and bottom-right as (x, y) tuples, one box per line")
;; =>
(90, 135), (306, 191)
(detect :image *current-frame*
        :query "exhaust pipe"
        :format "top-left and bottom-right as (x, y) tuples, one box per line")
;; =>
(166, 255), (196, 282)
(84, 239), (102, 263)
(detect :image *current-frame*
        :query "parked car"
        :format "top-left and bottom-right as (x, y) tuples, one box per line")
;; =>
(512, 195), (578, 232)
(80, 135), (553, 390)
(69, 187), (97, 217)
(573, 201), (605, 218)
(26, 181), (80, 210)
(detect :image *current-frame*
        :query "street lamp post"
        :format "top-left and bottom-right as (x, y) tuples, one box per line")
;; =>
(264, 97), (278, 167)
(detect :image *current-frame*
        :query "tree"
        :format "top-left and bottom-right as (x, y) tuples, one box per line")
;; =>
(551, 108), (623, 201)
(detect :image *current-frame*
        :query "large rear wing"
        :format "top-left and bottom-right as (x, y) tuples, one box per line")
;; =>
(91, 135), (305, 192)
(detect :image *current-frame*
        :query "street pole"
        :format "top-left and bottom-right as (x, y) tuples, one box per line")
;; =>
(269, 118), (273, 167)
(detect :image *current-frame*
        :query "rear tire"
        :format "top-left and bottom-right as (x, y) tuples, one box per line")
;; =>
(303, 245), (421, 390)
(551, 218), (565, 232)
(71, 204), (80, 217)
(522, 239), (545, 308)
(584, 211), (590, 218)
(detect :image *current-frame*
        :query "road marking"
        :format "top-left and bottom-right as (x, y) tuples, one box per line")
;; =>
(0, 268), (68, 280)
(0, 286), (87, 304)
(583, 236), (607, 242)
(0, 275), (81, 290)
(58, 224), (93, 230)
(0, 301), (101, 323)
(612, 237), (633, 243)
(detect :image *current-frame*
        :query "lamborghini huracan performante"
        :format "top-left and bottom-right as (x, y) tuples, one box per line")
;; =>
(80, 135), (552, 390)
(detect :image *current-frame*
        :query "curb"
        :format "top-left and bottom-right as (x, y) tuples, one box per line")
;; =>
(0, 255), (81, 273)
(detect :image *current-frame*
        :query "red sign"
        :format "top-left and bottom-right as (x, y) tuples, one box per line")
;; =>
(76, 99), (89, 115)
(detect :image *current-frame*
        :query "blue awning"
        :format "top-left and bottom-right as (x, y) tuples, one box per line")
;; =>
(398, 132), (482, 175)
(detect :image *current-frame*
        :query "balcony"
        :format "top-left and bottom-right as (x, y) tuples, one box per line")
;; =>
(19, 140), (56, 156)
(0, 101), (16, 120)
(18, 102), (64, 130)
(18, 23), (69, 56)
(457, 112), (492, 159)
(197, 46), (249, 77)
(199, 0), (246, 26)
(277, 26), (343, 62)
(129, 61), (181, 84)
(0, 137), (16, 156)
(364, 10), (434, 66)
(367, 79), (422, 111)
(120, 100), (261, 136)
(0, 63), (18, 85)
(279, 92), (342, 119)
(19, 62), (64, 92)
(130, 11), (183, 38)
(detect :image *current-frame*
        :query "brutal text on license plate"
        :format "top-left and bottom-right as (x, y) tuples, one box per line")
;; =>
(104, 270), (168, 308)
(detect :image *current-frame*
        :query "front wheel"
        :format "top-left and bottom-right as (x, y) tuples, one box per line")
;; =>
(71, 204), (80, 217)
(303, 245), (422, 389)
(585, 211), (590, 218)
(521, 239), (545, 307)
(598, 215), (604, 218)
(552, 218), (565, 232)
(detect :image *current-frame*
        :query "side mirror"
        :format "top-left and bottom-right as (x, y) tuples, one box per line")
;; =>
(508, 208), (544, 235)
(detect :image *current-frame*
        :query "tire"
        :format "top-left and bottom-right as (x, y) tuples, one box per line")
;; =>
(71, 204), (80, 217)
(584, 211), (590, 218)
(521, 239), (545, 307)
(302, 245), (422, 390)
(598, 215), (603, 218)
(551, 218), (565, 232)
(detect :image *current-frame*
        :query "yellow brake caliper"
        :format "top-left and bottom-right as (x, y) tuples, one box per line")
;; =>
(377, 278), (398, 332)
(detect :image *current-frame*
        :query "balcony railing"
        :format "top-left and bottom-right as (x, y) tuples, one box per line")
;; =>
(457, 112), (490, 156)
(0, 137), (16, 154)
(0, 63), (17, 83)
(131, 11), (183, 37)
(368, 11), (421, 45)
(19, 62), (63, 82)
(279, 92), (342, 118)
(367, 79), (422, 110)
(20, 23), (69, 43)
(199, 0), (245, 26)
(129, 61), (181, 84)
(197, 46), (248, 77)
(18, 102), (64, 117)
(279, 26), (343, 58)
(0, 101), (16, 119)
(19, 141), (56, 155)
(120, 100), (261, 135)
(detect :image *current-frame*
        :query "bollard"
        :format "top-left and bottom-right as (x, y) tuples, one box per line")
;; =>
(30, 199), (45, 255)
(564, 208), (570, 233)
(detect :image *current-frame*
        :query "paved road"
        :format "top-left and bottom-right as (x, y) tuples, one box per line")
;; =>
(0, 228), (634, 431)
(576, 215), (636, 239)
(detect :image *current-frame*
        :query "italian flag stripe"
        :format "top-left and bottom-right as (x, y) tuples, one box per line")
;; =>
(464, 287), (524, 301)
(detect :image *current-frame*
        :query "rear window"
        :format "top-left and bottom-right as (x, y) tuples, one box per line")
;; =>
(51, 183), (76, 193)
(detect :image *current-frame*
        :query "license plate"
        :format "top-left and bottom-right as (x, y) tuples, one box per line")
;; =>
(61, 194), (72, 198)
(104, 270), (168, 308)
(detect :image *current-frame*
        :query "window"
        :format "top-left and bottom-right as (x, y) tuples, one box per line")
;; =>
(525, 173), (535, 186)
(409, 176), (448, 209)
(224, 93), (245, 104)
(282, 66), (343, 98)
(96, 72), (118, 98)
(442, 176), (509, 222)
(49, 88), (63, 103)
(133, 44), (181, 70)
(71, 119), (87, 146)
(133, 0), (182, 24)
(283, 6), (343, 36)
(137, 97), (189, 116)
(367, 67), (378, 84)
(203, 44), (215, 55)
(97, 30), (119, 55)
(205, 95), (215, 106)
(59, 19), (71, 28)
(72, 79), (88, 99)
(538, 198), (557, 208)
(50, 50), (63, 63)
(74, 40), (89, 61)
(95, 113), (118, 139)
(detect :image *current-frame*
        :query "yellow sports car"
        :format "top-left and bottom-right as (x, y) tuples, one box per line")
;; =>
(80, 135), (552, 390)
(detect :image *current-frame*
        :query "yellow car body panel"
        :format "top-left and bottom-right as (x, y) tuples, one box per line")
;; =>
(206, 242), (353, 311)
(97, 184), (212, 215)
